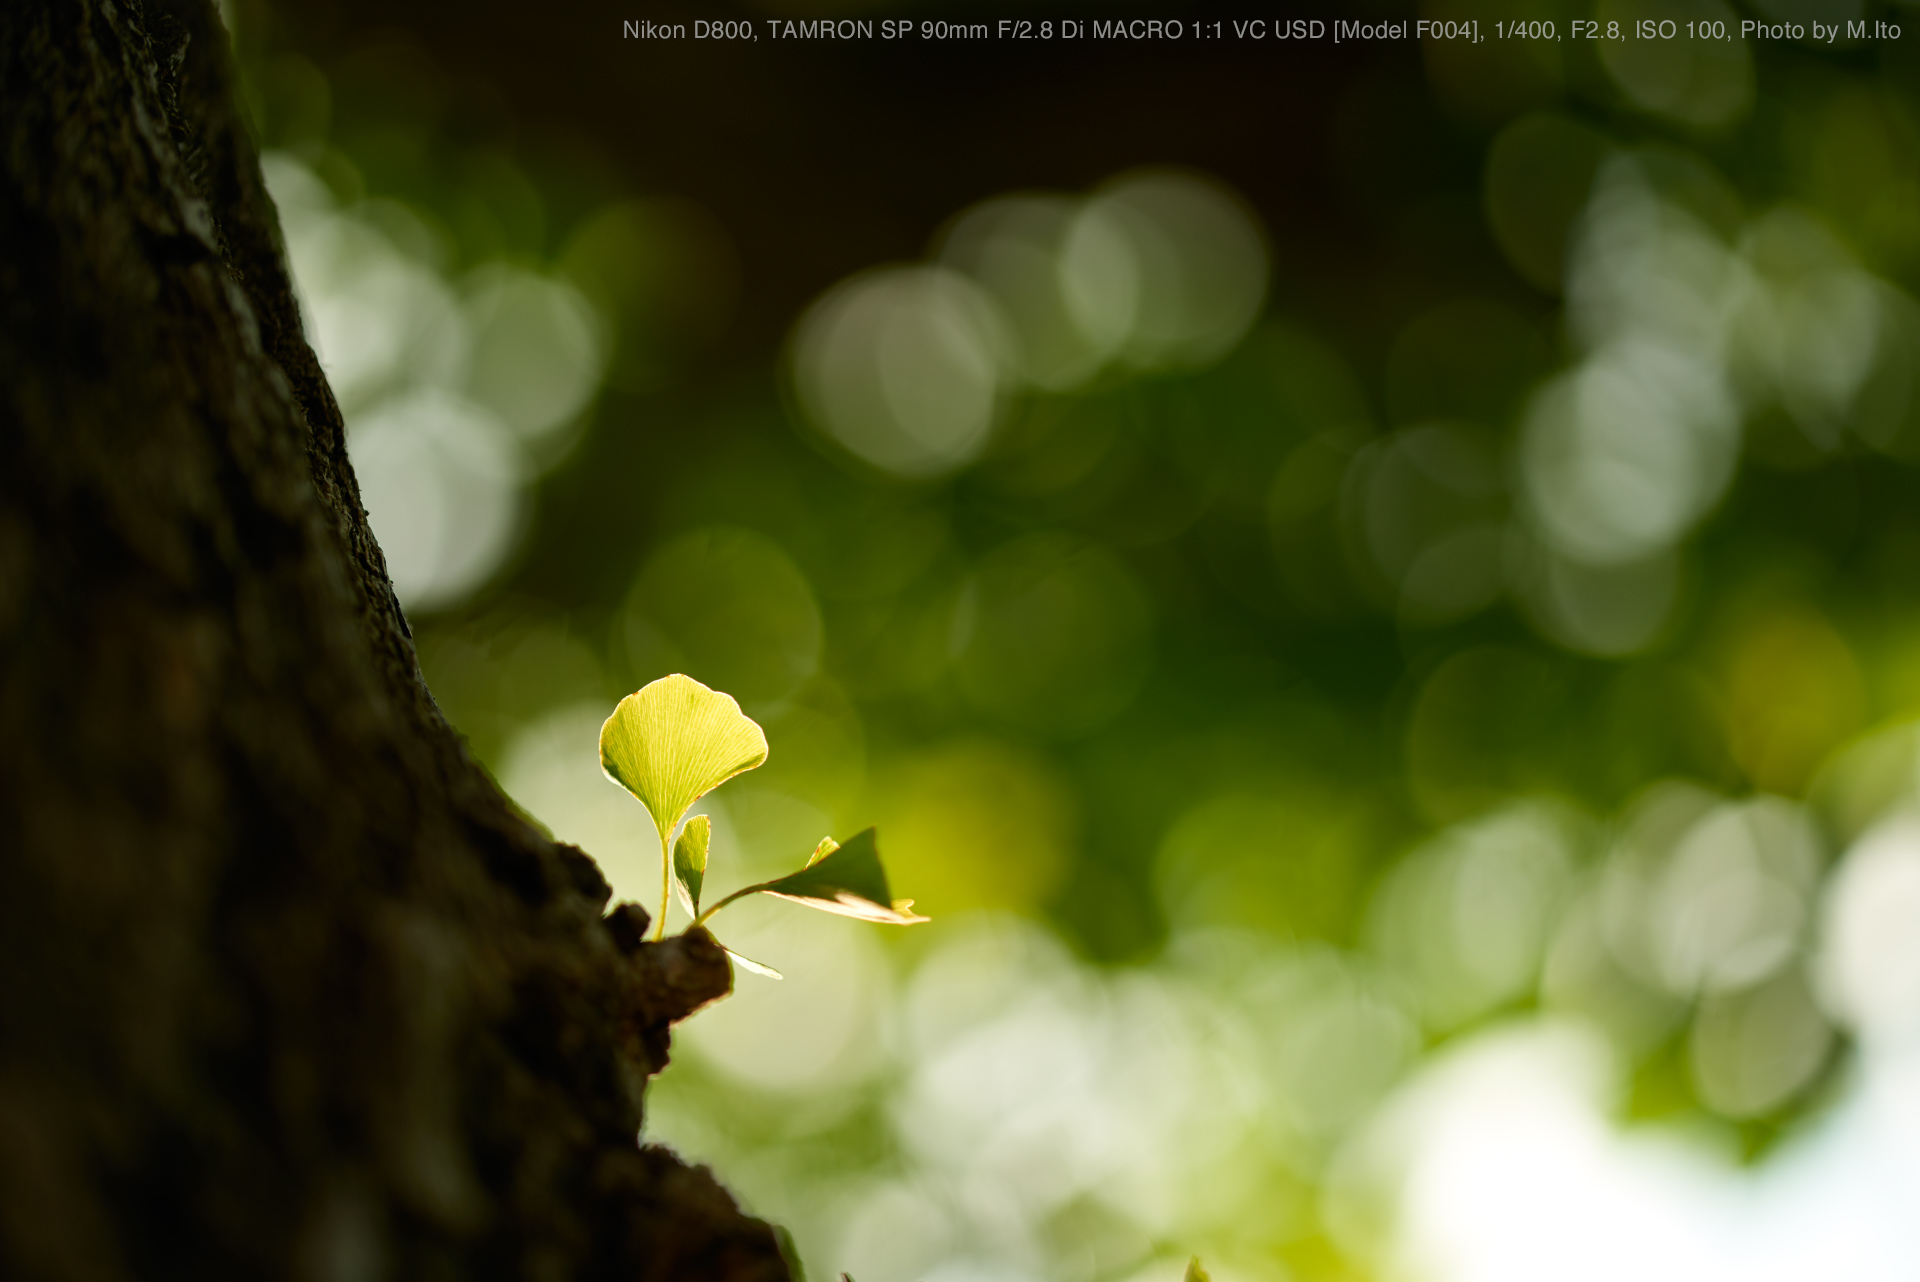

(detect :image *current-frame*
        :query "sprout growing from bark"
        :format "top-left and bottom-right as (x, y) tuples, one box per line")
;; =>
(600, 674), (926, 974)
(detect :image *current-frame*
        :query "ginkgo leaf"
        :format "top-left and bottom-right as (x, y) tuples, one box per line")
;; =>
(722, 945), (783, 980)
(673, 814), (711, 916)
(805, 835), (838, 868)
(754, 828), (930, 924)
(599, 674), (768, 847)
(1184, 1258), (1211, 1282)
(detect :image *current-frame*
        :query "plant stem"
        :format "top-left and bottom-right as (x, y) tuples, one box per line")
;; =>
(691, 883), (765, 931)
(655, 825), (672, 941)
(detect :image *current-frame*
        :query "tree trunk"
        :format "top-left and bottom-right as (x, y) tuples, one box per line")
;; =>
(0, 2), (789, 1279)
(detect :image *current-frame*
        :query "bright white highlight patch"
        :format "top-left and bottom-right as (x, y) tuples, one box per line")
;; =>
(940, 195), (1126, 391)
(680, 901), (892, 1094)
(462, 264), (605, 441)
(346, 389), (521, 611)
(1520, 341), (1738, 567)
(1817, 815), (1920, 1049)
(796, 169), (1268, 479)
(1507, 155), (1918, 654)
(1595, 793), (1823, 1000)
(1367, 802), (1579, 1029)
(791, 266), (1010, 478)
(262, 152), (606, 611)
(1073, 170), (1269, 371)
(1350, 1013), (1920, 1282)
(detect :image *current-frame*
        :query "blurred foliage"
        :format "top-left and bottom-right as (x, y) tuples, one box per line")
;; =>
(228, 1), (1920, 1279)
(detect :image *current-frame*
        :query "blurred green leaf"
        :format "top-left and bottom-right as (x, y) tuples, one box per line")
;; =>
(673, 813), (711, 916)
(805, 834), (838, 868)
(599, 673), (768, 846)
(1184, 1257), (1211, 1282)
(772, 1225), (807, 1281)
(754, 828), (929, 924)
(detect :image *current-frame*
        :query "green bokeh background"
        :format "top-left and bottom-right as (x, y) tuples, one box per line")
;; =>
(228, 2), (1920, 1278)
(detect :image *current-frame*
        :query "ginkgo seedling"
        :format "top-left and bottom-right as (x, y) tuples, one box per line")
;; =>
(599, 674), (927, 971)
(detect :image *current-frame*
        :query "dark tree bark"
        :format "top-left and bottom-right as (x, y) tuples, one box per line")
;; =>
(0, 2), (790, 1279)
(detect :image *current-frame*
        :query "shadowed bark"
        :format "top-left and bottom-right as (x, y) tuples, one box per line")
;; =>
(0, 2), (788, 1278)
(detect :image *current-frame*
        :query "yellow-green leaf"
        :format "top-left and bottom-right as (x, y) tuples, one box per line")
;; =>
(673, 814), (711, 915)
(722, 944), (783, 979)
(599, 674), (768, 847)
(1184, 1258), (1210, 1282)
(755, 828), (929, 924)
(805, 835), (839, 868)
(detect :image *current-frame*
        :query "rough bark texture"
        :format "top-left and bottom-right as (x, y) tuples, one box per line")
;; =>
(0, 2), (790, 1279)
